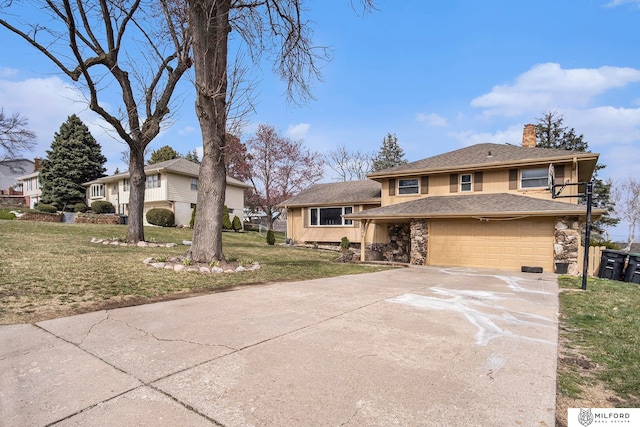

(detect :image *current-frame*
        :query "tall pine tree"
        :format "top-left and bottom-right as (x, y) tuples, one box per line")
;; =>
(372, 133), (407, 172)
(40, 115), (106, 209)
(535, 111), (619, 237)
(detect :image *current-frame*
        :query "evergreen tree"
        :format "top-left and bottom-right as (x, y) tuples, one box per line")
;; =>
(372, 133), (407, 172)
(222, 205), (232, 230)
(147, 145), (181, 165)
(184, 149), (200, 164)
(535, 111), (619, 235)
(40, 115), (106, 209)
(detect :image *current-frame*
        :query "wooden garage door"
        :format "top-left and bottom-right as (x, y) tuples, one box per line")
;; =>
(429, 218), (554, 271)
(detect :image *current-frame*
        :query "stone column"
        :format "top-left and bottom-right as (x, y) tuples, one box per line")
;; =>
(554, 216), (580, 275)
(410, 219), (428, 265)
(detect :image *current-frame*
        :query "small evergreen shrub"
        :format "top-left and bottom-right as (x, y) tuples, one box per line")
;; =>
(74, 202), (88, 213)
(223, 205), (232, 230)
(340, 236), (350, 251)
(91, 200), (115, 214)
(190, 205), (196, 228)
(266, 229), (275, 245)
(232, 215), (242, 232)
(35, 203), (58, 213)
(0, 210), (16, 220)
(146, 208), (175, 227)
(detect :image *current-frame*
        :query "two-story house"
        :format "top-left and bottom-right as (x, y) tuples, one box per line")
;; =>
(84, 158), (251, 227)
(280, 125), (602, 274)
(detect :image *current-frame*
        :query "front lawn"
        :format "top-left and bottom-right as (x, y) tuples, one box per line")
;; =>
(556, 275), (640, 426)
(0, 221), (389, 324)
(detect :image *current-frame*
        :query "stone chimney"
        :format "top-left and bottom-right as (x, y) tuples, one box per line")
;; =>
(33, 157), (42, 172)
(522, 124), (537, 148)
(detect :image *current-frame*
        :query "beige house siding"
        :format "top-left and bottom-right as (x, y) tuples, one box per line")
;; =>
(286, 204), (377, 244)
(166, 174), (197, 202)
(380, 162), (581, 207)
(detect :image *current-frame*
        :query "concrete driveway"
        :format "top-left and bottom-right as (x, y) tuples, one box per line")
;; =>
(0, 266), (559, 426)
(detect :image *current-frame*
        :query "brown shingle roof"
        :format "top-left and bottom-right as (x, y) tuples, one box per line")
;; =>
(279, 180), (381, 207)
(345, 193), (598, 220)
(368, 143), (598, 178)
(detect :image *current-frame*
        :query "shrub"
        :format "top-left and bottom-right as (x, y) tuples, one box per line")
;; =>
(340, 236), (350, 251)
(223, 205), (232, 230)
(91, 200), (115, 214)
(190, 205), (196, 228)
(232, 215), (242, 232)
(35, 203), (58, 213)
(74, 202), (88, 213)
(0, 210), (16, 220)
(146, 208), (175, 227)
(266, 229), (275, 245)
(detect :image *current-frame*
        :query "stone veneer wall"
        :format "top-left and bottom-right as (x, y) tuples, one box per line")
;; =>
(367, 223), (410, 263)
(554, 216), (580, 275)
(410, 219), (428, 265)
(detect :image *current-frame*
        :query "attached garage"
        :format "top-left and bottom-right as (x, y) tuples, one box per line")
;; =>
(428, 218), (555, 271)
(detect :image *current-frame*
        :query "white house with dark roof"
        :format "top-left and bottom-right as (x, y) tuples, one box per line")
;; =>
(84, 158), (251, 227)
(281, 125), (604, 274)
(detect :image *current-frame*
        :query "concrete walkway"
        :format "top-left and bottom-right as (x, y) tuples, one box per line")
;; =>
(0, 267), (559, 426)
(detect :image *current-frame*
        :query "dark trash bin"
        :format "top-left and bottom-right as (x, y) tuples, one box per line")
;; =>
(624, 253), (640, 284)
(598, 249), (627, 281)
(119, 215), (128, 225)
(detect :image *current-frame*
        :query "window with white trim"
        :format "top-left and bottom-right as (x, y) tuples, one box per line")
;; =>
(398, 178), (419, 195)
(146, 174), (160, 188)
(190, 178), (198, 191)
(521, 168), (548, 188)
(309, 206), (353, 226)
(123, 179), (130, 192)
(460, 174), (472, 192)
(90, 184), (105, 198)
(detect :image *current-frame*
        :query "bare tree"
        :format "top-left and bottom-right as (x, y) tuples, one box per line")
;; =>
(0, 109), (36, 163)
(187, 0), (375, 262)
(245, 123), (324, 230)
(613, 178), (640, 251)
(1, 1), (192, 243)
(327, 144), (373, 181)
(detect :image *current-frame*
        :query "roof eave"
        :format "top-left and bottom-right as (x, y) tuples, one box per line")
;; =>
(367, 153), (600, 180)
(345, 208), (604, 221)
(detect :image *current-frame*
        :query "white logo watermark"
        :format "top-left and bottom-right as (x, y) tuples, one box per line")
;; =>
(568, 408), (638, 426)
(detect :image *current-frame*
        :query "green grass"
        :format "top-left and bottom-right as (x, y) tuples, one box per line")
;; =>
(0, 220), (390, 324)
(558, 275), (640, 406)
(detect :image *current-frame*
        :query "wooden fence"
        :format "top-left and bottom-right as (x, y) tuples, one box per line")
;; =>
(578, 245), (606, 277)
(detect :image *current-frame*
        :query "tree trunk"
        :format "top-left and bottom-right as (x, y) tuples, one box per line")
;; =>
(127, 145), (146, 243)
(187, 0), (230, 262)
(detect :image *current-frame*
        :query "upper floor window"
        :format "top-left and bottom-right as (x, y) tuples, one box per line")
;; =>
(123, 179), (130, 192)
(35, 177), (40, 189)
(26, 179), (32, 191)
(521, 168), (548, 189)
(460, 174), (472, 192)
(146, 174), (160, 188)
(398, 178), (419, 195)
(90, 184), (105, 198)
(310, 206), (353, 226)
(190, 178), (198, 191)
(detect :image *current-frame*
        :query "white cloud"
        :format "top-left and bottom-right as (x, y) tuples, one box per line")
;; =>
(0, 76), (122, 166)
(450, 125), (525, 147)
(285, 122), (311, 140)
(178, 125), (196, 135)
(0, 67), (18, 78)
(416, 112), (448, 127)
(471, 63), (640, 116)
(565, 106), (640, 146)
(605, 0), (640, 8)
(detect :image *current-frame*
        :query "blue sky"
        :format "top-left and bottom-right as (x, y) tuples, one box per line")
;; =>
(1, 0), (639, 241)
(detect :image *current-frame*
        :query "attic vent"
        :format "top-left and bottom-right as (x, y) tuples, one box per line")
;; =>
(487, 150), (492, 157)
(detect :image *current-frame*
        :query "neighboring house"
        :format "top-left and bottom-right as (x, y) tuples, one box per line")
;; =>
(281, 125), (603, 274)
(1, 158), (34, 195)
(11, 159), (41, 207)
(83, 158), (251, 227)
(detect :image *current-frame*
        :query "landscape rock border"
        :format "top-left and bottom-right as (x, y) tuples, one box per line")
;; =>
(90, 238), (261, 274)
